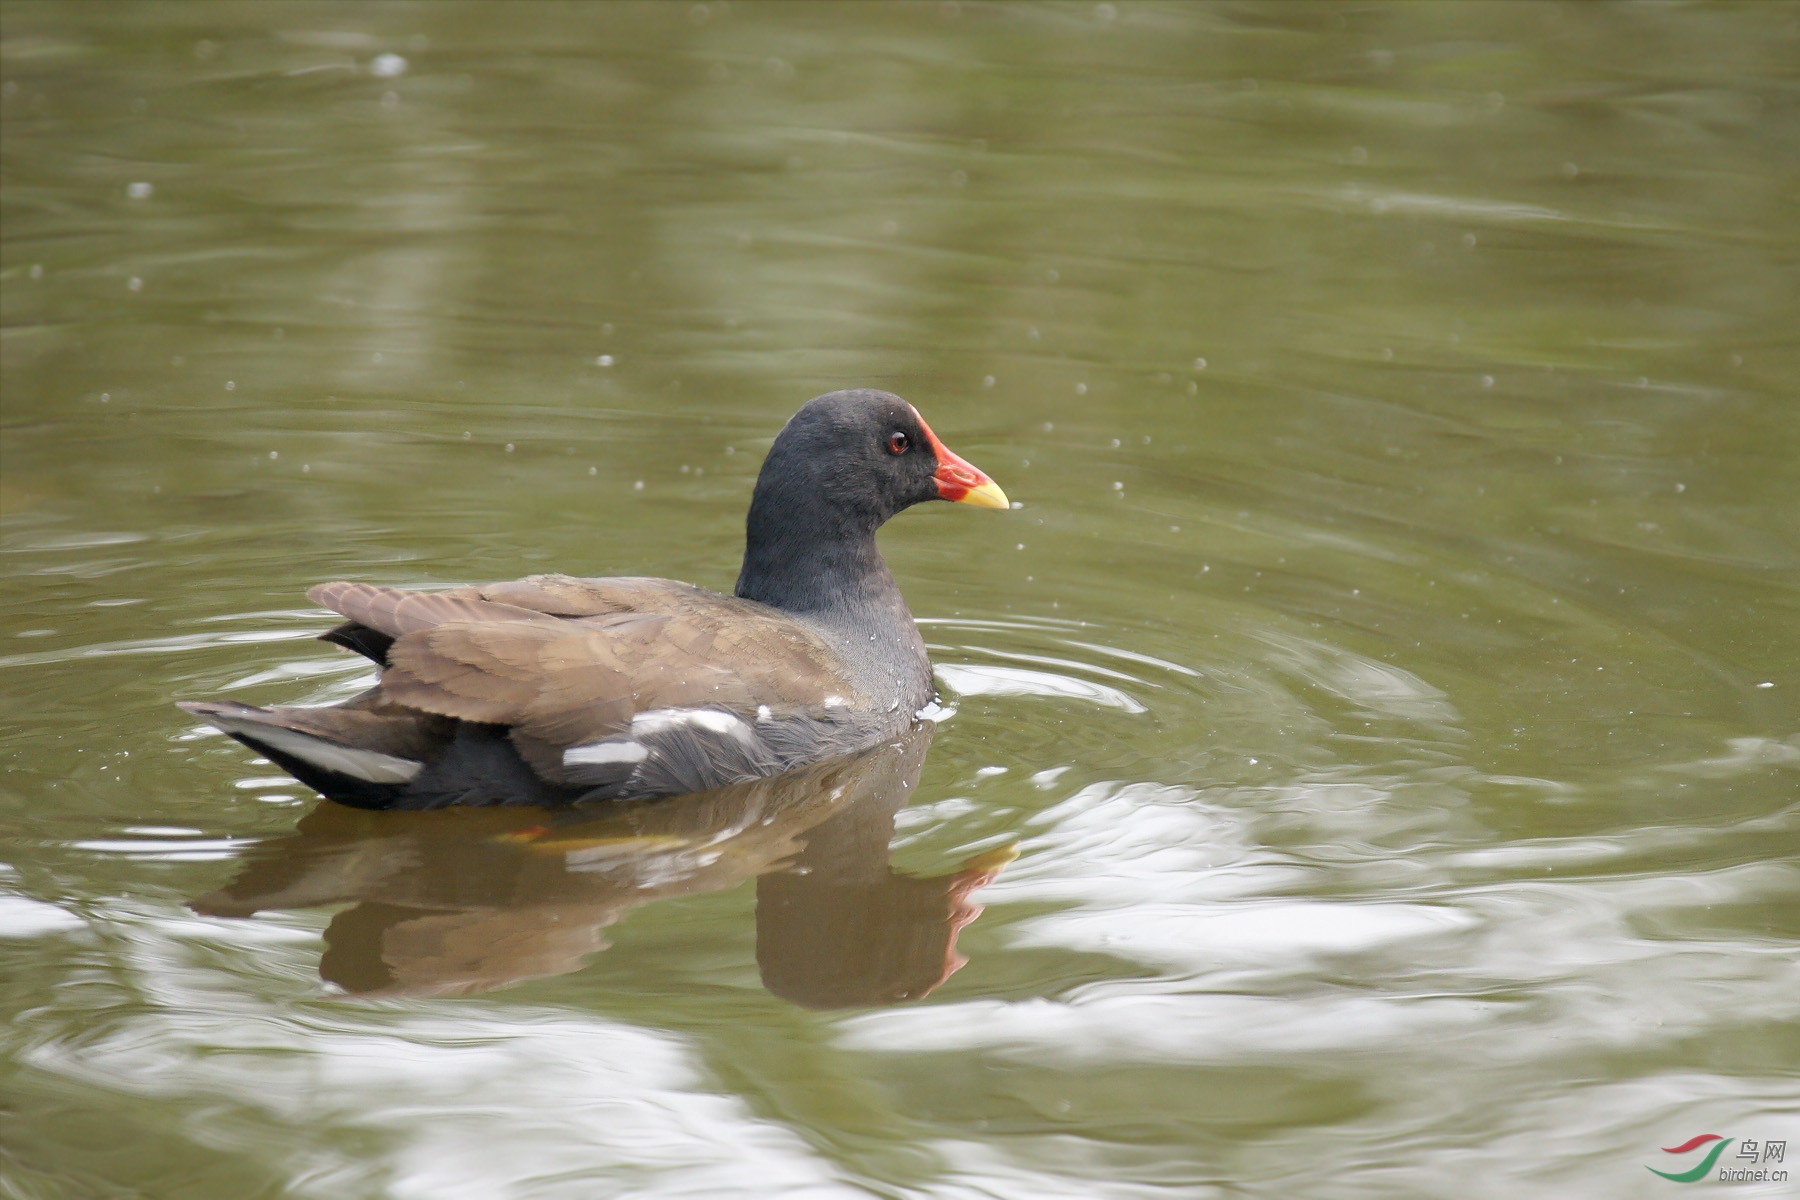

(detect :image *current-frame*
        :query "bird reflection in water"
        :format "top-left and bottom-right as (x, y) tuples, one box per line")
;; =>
(190, 724), (1011, 1007)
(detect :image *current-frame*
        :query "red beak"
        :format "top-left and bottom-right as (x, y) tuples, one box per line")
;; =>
(912, 407), (1009, 509)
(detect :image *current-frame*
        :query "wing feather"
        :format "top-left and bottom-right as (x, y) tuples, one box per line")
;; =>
(375, 602), (851, 743)
(309, 581), (559, 639)
(477, 574), (709, 616)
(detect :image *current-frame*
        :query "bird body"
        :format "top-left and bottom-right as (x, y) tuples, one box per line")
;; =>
(179, 390), (1006, 808)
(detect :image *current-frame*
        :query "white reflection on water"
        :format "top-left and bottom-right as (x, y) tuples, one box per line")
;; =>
(70, 838), (255, 862)
(1018, 900), (1475, 970)
(0, 628), (323, 669)
(0, 893), (85, 938)
(1664, 735), (1800, 778)
(840, 991), (1492, 1064)
(24, 915), (862, 1200)
(1326, 186), (1570, 224)
(935, 664), (1147, 714)
(1253, 630), (1461, 727)
(837, 770), (1800, 1199)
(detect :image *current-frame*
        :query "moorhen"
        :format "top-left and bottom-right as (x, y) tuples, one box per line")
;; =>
(177, 389), (1007, 808)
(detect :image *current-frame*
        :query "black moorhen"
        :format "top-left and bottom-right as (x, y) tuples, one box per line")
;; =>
(177, 389), (1007, 808)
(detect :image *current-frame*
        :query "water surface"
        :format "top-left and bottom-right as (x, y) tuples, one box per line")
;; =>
(3, 3), (1797, 1197)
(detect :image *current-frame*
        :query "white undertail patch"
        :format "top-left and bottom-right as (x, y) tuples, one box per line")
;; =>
(211, 717), (422, 784)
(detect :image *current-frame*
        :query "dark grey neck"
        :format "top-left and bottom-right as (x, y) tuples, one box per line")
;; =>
(734, 498), (933, 715)
(735, 519), (893, 616)
(734, 448), (900, 611)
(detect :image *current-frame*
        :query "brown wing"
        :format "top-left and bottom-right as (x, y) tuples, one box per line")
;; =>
(313, 575), (726, 663)
(378, 602), (857, 748)
(474, 574), (720, 618)
(310, 575), (860, 790)
(309, 576), (851, 729)
(309, 581), (563, 638)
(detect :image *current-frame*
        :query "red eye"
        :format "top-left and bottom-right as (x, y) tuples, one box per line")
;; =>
(888, 431), (910, 454)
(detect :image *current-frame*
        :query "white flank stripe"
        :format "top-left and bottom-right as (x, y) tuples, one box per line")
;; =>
(563, 741), (649, 767)
(631, 708), (755, 743)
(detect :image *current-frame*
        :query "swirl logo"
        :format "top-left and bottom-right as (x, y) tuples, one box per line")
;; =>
(1649, 1136), (1733, 1183)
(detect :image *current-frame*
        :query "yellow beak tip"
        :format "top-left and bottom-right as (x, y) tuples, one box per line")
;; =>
(958, 480), (1010, 510)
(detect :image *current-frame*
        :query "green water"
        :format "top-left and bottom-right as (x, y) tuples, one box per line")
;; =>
(3, 2), (1797, 1196)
